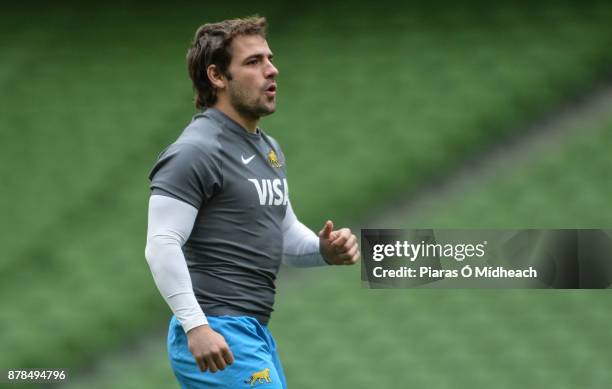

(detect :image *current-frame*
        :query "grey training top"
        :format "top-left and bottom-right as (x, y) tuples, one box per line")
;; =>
(148, 108), (288, 325)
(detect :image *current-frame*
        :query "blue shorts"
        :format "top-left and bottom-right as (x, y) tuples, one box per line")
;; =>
(167, 315), (287, 389)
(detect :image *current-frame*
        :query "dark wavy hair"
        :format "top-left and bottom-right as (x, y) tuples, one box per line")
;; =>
(186, 16), (267, 110)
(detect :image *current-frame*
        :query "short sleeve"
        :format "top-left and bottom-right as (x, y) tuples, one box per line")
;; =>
(148, 142), (222, 209)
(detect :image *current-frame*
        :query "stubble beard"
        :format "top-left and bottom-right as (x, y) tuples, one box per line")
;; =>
(228, 81), (275, 120)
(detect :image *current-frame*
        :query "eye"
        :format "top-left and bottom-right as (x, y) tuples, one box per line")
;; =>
(246, 58), (259, 65)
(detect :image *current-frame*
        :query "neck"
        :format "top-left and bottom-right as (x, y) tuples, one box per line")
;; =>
(212, 100), (258, 134)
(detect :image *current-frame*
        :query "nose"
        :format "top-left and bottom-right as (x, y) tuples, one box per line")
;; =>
(265, 60), (278, 78)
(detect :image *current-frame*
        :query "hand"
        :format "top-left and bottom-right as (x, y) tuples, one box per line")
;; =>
(318, 220), (360, 265)
(186, 324), (234, 373)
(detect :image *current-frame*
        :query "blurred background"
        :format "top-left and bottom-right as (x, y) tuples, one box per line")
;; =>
(1, 0), (611, 387)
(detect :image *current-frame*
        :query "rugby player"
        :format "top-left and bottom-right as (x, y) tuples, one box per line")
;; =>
(145, 16), (360, 388)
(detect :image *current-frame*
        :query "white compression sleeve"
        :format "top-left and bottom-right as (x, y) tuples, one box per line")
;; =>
(145, 195), (207, 333)
(282, 200), (329, 267)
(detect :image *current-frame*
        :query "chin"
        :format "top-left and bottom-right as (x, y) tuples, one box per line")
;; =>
(258, 105), (276, 117)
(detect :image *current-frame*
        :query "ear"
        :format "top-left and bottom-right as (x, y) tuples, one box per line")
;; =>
(207, 64), (227, 90)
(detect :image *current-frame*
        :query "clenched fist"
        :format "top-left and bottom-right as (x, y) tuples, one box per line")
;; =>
(319, 220), (360, 265)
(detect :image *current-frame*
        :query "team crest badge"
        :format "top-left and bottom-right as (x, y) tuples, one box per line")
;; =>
(267, 150), (283, 168)
(244, 367), (272, 386)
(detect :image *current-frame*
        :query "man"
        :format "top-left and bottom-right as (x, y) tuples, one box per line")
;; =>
(145, 16), (360, 388)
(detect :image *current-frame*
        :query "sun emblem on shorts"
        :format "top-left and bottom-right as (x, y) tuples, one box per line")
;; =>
(267, 150), (283, 168)
(244, 367), (272, 386)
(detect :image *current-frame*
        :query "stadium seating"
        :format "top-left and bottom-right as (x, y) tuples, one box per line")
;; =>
(2, 2), (612, 387)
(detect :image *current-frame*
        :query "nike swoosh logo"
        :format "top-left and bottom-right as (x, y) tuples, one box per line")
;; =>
(241, 154), (255, 165)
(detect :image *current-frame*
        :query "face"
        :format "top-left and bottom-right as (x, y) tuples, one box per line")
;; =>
(225, 35), (279, 119)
